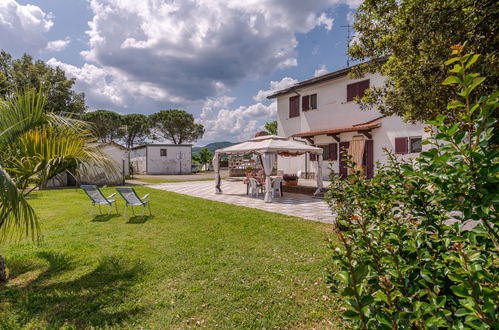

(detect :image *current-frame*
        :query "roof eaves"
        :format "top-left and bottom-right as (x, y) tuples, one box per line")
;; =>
(266, 57), (388, 100)
(292, 122), (381, 138)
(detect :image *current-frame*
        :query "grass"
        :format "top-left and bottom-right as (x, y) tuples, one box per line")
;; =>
(0, 187), (342, 328)
(133, 177), (216, 184)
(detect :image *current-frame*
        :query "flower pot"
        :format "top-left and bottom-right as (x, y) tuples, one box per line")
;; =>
(285, 179), (298, 186)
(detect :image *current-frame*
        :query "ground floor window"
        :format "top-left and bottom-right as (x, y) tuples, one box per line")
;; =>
(409, 137), (422, 153)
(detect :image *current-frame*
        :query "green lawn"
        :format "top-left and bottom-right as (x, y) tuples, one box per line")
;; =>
(0, 187), (342, 329)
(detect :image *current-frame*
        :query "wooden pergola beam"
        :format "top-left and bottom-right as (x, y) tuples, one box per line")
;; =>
(327, 133), (341, 142)
(357, 130), (372, 139)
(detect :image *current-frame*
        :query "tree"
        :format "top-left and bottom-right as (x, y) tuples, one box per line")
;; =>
(149, 110), (204, 144)
(193, 147), (214, 170)
(83, 110), (123, 143)
(121, 114), (151, 148)
(0, 90), (118, 280)
(349, 0), (498, 122)
(264, 121), (278, 135)
(0, 51), (86, 114)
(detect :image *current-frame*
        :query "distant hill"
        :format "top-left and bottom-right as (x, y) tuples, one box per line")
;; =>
(192, 141), (238, 155)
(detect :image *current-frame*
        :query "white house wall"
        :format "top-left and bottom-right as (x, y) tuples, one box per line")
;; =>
(146, 145), (192, 175)
(277, 72), (385, 138)
(275, 68), (434, 180)
(278, 116), (429, 179)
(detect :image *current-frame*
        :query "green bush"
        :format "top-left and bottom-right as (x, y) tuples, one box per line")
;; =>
(326, 46), (498, 328)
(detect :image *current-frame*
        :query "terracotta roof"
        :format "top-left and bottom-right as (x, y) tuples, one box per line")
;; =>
(267, 57), (387, 99)
(292, 121), (382, 138)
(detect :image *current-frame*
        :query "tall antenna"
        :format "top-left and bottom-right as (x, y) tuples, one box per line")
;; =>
(340, 24), (352, 67)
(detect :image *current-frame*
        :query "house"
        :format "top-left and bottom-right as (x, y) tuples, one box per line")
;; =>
(267, 62), (429, 180)
(129, 144), (192, 175)
(45, 141), (129, 187)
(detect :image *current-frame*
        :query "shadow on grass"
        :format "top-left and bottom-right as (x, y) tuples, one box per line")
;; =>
(0, 251), (145, 328)
(126, 215), (153, 224)
(91, 214), (121, 222)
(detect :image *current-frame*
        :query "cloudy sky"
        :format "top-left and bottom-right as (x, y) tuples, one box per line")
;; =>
(1, 0), (361, 145)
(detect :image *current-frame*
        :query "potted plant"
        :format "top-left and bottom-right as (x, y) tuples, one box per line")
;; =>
(245, 166), (255, 176)
(283, 174), (299, 186)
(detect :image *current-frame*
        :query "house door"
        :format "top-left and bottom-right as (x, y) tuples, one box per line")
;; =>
(339, 140), (374, 179)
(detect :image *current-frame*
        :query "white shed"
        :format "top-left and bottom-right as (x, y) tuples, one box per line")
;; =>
(45, 141), (129, 187)
(129, 144), (192, 175)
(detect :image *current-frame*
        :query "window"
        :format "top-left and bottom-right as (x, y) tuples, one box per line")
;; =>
(410, 137), (422, 153)
(347, 79), (370, 102)
(302, 94), (318, 111)
(160, 148), (167, 156)
(395, 137), (422, 154)
(320, 145), (329, 160)
(289, 95), (300, 118)
(318, 143), (338, 161)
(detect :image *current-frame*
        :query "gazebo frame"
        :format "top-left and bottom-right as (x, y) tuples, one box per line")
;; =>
(213, 135), (324, 203)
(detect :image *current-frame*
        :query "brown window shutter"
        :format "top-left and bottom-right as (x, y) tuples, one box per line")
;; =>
(358, 79), (370, 98)
(329, 143), (338, 161)
(302, 95), (310, 111)
(395, 137), (408, 154)
(347, 83), (356, 102)
(365, 140), (374, 179)
(289, 96), (300, 118)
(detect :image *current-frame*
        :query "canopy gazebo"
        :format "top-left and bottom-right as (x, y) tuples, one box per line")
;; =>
(212, 135), (324, 203)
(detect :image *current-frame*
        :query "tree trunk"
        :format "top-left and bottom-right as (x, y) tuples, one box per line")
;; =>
(0, 254), (6, 282)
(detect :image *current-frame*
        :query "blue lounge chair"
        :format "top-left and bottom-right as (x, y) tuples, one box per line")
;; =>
(81, 185), (118, 216)
(116, 187), (151, 217)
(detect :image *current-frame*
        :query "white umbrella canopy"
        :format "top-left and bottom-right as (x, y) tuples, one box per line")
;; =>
(214, 135), (322, 155)
(213, 135), (324, 201)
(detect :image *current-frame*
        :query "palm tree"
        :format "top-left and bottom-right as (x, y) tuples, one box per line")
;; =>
(0, 90), (119, 280)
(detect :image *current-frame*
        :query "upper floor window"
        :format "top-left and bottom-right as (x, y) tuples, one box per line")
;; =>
(302, 94), (317, 111)
(160, 148), (167, 156)
(347, 79), (370, 102)
(289, 95), (300, 118)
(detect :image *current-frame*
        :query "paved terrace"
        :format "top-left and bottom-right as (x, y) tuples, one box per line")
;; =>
(146, 180), (336, 224)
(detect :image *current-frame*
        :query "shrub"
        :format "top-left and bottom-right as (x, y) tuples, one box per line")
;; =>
(326, 46), (498, 328)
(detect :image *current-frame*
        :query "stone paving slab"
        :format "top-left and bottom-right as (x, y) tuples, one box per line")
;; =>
(146, 180), (336, 224)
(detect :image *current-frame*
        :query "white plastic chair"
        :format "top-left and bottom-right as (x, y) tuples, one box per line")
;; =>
(248, 178), (263, 197)
(271, 176), (283, 198)
(116, 187), (151, 217)
(81, 185), (118, 216)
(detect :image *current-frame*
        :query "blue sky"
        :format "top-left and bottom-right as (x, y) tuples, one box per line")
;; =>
(2, 0), (360, 145)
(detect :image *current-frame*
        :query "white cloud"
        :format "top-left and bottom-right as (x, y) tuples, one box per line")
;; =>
(197, 101), (277, 143)
(315, 12), (334, 31)
(66, 0), (361, 105)
(45, 38), (70, 52)
(47, 57), (183, 109)
(0, 0), (53, 56)
(314, 64), (329, 77)
(253, 77), (299, 101)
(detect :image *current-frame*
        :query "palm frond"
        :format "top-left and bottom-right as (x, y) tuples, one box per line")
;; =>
(5, 126), (120, 188)
(0, 166), (39, 242)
